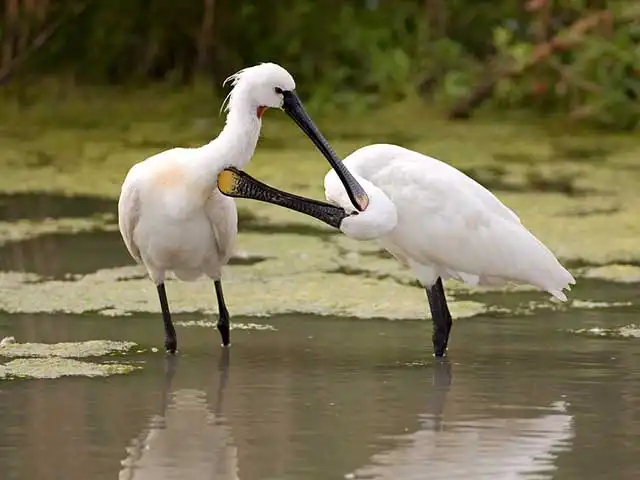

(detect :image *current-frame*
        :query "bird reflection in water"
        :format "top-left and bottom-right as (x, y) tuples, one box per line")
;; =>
(118, 350), (238, 480)
(348, 361), (574, 480)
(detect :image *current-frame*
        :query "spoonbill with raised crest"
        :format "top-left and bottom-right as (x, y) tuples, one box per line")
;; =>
(217, 143), (575, 358)
(118, 63), (369, 354)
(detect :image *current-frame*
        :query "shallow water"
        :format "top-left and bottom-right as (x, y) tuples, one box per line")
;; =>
(0, 131), (639, 479)
(1, 304), (639, 480)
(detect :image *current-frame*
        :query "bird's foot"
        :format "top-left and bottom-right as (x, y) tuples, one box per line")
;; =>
(164, 337), (177, 355)
(432, 329), (449, 357)
(217, 323), (230, 348)
(433, 346), (448, 359)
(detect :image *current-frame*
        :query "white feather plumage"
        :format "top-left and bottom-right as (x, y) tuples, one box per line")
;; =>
(324, 143), (575, 300)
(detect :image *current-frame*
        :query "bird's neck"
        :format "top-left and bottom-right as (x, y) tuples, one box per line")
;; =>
(196, 91), (263, 188)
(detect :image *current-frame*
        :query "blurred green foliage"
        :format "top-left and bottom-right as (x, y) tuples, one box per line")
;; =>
(1, 0), (638, 130)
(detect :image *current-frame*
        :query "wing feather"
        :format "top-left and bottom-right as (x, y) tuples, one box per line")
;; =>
(340, 148), (574, 299)
(383, 165), (574, 298)
(204, 190), (238, 267)
(345, 144), (522, 225)
(118, 177), (142, 264)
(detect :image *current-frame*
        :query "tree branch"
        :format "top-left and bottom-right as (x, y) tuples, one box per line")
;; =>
(447, 10), (612, 120)
(0, 3), (89, 84)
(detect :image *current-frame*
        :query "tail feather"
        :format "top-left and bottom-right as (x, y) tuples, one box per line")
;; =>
(548, 289), (568, 302)
(530, 255), (574, 302)
(477, 220), (576, 300)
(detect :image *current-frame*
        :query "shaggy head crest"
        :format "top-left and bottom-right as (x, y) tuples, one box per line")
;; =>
(219, 63), (296, 115)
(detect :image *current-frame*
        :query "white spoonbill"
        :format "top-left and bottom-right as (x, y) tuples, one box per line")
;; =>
(118, 63), (369, 354)
(217, 143), (576, 357)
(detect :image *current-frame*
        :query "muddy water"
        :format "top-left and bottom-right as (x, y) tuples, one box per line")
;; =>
(0, 305), (639, 480)
(0, 181), (639, 480)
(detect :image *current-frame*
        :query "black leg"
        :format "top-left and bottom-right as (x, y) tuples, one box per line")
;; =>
(433, 277), (453, 351)
(425, 277), (453, 357)
(214, 280), (231, 347)
(157, 283), (177, 354)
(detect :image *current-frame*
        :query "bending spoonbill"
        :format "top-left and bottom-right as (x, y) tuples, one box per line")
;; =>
(118, 63), (368, 354)
(217, 143), (576, 357)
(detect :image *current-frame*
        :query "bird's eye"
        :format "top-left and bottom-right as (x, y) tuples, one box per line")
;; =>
(274, 87), (283, 94)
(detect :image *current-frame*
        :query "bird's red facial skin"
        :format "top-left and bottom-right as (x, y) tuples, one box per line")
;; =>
(257, 106), (268, 119)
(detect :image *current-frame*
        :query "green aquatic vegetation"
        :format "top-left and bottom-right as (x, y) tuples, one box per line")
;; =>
(570, 300), (633, 309)
(0, 338), (141, 381)
(0, 357), (140, 380)
(570, 325), (640, 339)
(175, 320), (277, 330)
(579, 264), (640, 283)
(502, 297), (632, 318)
(0, 339), (138, 358)
(506, 299), (567, 317)
(0, 264), (486, 320)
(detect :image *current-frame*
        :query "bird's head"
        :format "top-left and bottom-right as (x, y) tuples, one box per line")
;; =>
(221, 62), (369, 213)
(324, 169), (397, 240)
(223, 63), (296, 115)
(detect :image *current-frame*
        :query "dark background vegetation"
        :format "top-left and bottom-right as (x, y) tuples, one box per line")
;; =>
(1, 0), (639, 130)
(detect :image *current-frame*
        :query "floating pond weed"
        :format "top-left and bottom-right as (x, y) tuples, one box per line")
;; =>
(0, 339), (141, 381)
(0, 339), (138, 358)
(0, 357), (139, 380)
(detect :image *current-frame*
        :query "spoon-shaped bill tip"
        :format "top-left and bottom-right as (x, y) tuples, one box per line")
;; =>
(217, 169), (241, 196)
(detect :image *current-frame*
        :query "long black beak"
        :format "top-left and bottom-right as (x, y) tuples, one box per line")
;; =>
(217, 168), (349, 229)
(281, 90), (369, 212)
